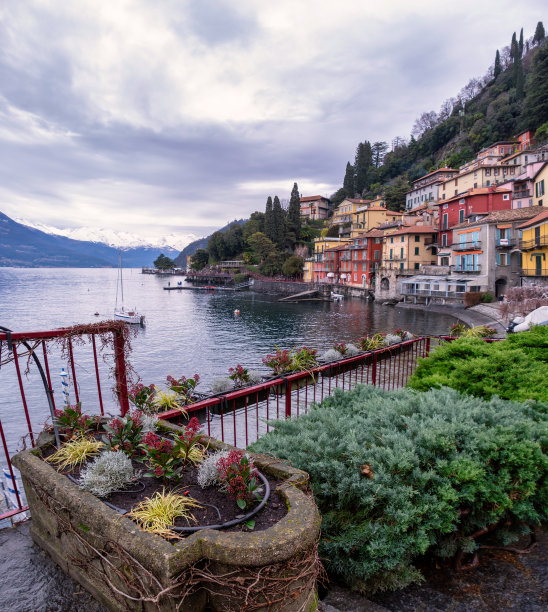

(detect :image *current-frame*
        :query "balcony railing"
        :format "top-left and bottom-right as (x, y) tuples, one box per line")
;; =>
(452, 265), (482, 273)
(496, 239), (515, 248)
(402, 288), (465, 297)
(512, 190), (531, 199)
(520, 236), (548, 250)
(453, 241), (481, 251)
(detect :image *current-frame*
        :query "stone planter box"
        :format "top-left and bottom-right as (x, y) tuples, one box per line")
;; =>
(12, 432), (321, 612)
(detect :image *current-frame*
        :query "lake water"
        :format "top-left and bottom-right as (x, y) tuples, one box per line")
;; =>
(0, 268), (456, 456)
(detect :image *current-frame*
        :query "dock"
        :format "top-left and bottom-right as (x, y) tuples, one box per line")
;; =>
(164, 282), (252, 292)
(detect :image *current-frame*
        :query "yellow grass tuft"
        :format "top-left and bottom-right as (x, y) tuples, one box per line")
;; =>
(46, 436), (105, 470)
(129, 489), (202, 536)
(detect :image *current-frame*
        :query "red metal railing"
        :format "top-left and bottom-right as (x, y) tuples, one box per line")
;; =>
(0, 326), (429, 523)
(0, 323), (130, 523)
(159, 337), (431, 450)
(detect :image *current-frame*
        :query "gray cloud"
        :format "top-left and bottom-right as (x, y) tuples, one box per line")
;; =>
(0, 1), (546, 245)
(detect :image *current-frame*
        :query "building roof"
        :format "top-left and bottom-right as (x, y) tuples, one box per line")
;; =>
(518, 208), (548, 229)
(300, 195), (330, 203)
(411, 167), (457, 186)
(451, 206), (544, 230)
(433, 186), (511, 206)
(384, 225), (437, 236)
(362, 228), (385, 238)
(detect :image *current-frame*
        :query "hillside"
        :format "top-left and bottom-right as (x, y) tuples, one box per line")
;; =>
(0, 212), (179, 267)
(336, 29), (548, 209)
(173, 219), (247, 266)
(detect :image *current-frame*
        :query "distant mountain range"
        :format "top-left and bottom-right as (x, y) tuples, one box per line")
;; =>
(0, 212), (181, 267)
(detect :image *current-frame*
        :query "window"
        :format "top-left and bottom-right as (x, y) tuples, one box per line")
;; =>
(459, 198), (465, 204)
(400, 262), (404, 270)
(414, 247), (419, 255)
(390, 237), (394, 244)
(414, 262), (420, 270)
(536, 179), (545, 198)
(497, 253), (508, 266)
(459, 209), (465, 223)
(441, 256), (449, 266)
(494, 168), (499, 176)
(415, 235), (420, 242)
(503, 193), (509, 200)
(401, 236), (405, 242)
(442, 213), (448, 230)
(389, 249), (393, 260)
(442, 234), (447, 247)
(374, 250), (380, 259)
(485, 168), (491, 176)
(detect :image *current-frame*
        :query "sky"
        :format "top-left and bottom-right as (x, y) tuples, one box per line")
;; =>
(0, 1), (546, 248)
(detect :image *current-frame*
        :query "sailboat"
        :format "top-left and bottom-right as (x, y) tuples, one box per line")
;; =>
(114, 251), (145, 326)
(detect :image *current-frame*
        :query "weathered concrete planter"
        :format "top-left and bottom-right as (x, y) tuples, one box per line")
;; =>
(12, 432), (321, 612)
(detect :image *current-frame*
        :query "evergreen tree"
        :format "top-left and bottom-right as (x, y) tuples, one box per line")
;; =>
(354, 141), (373, 195)
(343, 162), (355, 197)
(510, 31), (517, 60)
(264, 196), (274, 242)
(371, 141), (388, 168)
(523, 42), (548, 129)
(494, 49), (502, 79)
(287, 182), (302, 242)
(383, 177), (410, 212)
(533, 21), (545, 46)
(272, 196), (287, 249)
(153, 253), (175, 270)
(518, 28), (524, 57)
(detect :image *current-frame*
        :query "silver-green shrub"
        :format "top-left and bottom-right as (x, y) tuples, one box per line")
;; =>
(319, 348), (341, 362)
(211, 377), (234, 394)
(345, 343), (361, 356)
(79, 451), (138, 497)
(196, 450), (231, 488)
(248, 370), (263, 385)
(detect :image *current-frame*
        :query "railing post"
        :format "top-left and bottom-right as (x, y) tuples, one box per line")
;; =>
(371, 351), (377, 387)
(425, 336), (431, 357)
(113, 330), (130, 417)
(285, 378), (291, 418)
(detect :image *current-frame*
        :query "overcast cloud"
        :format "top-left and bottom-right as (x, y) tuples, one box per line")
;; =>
(0, 1), (545, 246)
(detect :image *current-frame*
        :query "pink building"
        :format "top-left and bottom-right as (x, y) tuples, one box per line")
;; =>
(300, 196), (330, 220)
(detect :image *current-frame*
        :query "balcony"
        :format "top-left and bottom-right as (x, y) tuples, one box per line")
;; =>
(496, 239), (515, 248)
(453, 241), (482, 252)
(513, 190), (531, 199)
(520, 236), (548, 250)
(402, 288), (465, 298)
(452, 265), (482, 274)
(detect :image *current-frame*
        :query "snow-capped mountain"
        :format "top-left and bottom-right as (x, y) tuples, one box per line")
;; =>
(14, 219), (198, 252)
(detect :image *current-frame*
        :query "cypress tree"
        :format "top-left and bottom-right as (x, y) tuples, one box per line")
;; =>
(264, 196), (274, 242)
(272, 196), (287, 249)
(510, 32), (517, 60)
(343, 162), (355, 197)
(518, 28), (524, 57)
(533, 21), (545, 46)
(354, 141), (373, 195)
(493, 49), (501, 79)
(287, 182), (301, 242)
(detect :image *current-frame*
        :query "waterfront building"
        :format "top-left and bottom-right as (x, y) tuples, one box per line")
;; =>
(309, 236), (351, 283)
(518, 208), (548, 284)
(299, 195), (330, 220)
(449, 207), (543, 297)
(351, 202), (403, 238)
(434, 186), (512, 256)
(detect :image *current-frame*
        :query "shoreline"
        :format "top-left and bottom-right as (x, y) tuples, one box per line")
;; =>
(396, 302), (507, 336)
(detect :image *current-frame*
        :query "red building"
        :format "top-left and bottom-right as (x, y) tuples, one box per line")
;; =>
(434, 186), (512, 251)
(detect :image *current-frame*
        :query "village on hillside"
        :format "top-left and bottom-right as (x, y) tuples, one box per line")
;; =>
(301, 130), (548, 304)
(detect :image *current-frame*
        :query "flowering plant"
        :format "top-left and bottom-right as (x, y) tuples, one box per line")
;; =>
(357, 333), (387, 351)
(262, 346), (318, 374)
(54, 403), (96, 438)
(262, 347), (292, 374)
(140, 433), (181, 481)
(216, 450), (262, 509)
(333, 341), (348, 355)
(449, 323), (467, 337)
(228, 364), (250, 387)
(166, 374), (200, 405)
(102, 410), (144, 455)
(172, 417), (206, 466)
(128, 383), (156, 412)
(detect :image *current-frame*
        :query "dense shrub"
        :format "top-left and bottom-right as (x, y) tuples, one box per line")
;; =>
(407, 327), (548, 402)
(250, 386), (548, 594)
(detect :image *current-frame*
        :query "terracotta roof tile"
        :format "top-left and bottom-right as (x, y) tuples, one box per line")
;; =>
(517, 208), (548, 229)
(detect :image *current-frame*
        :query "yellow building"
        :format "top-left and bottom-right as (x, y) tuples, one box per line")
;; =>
(308, 236), (351, 283)
(351, 204), (403, 237)
(532, 163), (548, 207)
(332, 198), (371, 226)
(381, 226), (438, 272)
(518, 209), (548, 279)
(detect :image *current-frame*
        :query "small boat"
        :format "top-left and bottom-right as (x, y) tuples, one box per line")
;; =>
(331, 292), (344, 301)
(114, 251), (145, 326)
